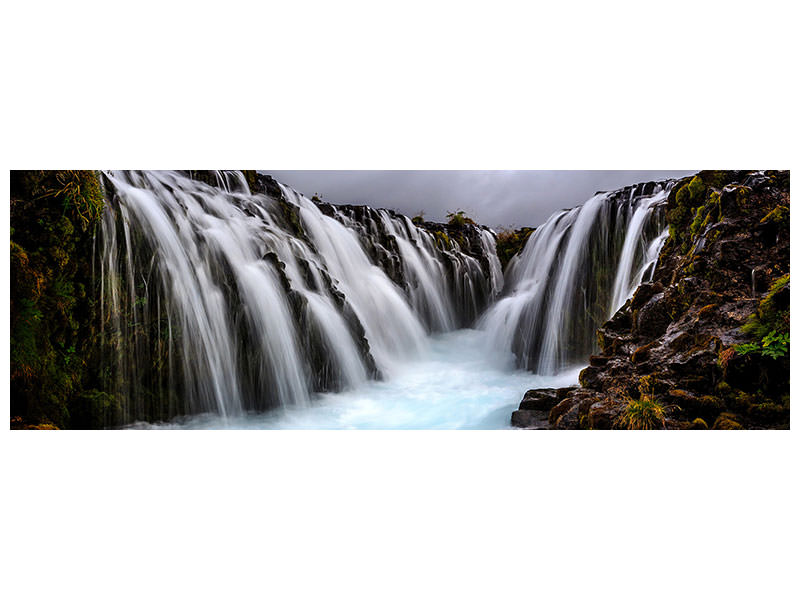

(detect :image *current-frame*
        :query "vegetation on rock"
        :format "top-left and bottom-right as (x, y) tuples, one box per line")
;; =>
(495, 227), (535, 270)
(516, 170), (790, 430)
(446, 210), (475, 227)
(10, 171), (108, 428)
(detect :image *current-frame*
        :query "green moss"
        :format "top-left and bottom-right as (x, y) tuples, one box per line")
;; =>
(241, 170), (259, 194)
(730, 391), (755, 413)
(738, 274), (790, 355)
(748, 402), (788, 425)
(760, 204), (789, 226)
(495, 227), (534, 270)
(715, 381), (733, 397)
(697, 170), (735, 189)
(713, 413), (744, 430)
(10, 171), (106, 428)
(668, 176), (712, 252)
(433, 230), (451, 249)
(685, 176), (706, 204)
(689, 204), (708, 237)
(698, 395), (725, 414)
(689, 418), (708, 430)
(765, 170), (790, 192)
(696, 304), (718, 320)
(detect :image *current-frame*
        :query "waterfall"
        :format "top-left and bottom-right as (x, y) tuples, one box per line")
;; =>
(96, 170), (673, 426)
(98, 170), (502, 424)
(479, 181), (671, 374)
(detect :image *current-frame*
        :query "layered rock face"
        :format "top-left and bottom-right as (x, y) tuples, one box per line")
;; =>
(513, 171), (790, 430)
(93, 171), (505, 426)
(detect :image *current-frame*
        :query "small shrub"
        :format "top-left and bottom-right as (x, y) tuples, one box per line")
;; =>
(616, 395), (666, 430)
(446, 210), (475, 227)
(736, 274), (790, 359)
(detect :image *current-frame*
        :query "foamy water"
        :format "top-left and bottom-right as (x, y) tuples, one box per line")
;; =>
(130, 329), (580, 430)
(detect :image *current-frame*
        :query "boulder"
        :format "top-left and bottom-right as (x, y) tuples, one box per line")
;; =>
(519, 388), (559, 411)
(511, 409), (549, 429)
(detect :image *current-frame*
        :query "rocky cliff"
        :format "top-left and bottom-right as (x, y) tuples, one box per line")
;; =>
(512, 170), (790, 430)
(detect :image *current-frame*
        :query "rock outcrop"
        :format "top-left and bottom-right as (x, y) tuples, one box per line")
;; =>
(513, 170), (790, 430)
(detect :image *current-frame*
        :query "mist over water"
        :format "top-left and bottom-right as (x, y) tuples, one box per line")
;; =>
(99, 171), (671, 429)
(129, 329), (581, 430)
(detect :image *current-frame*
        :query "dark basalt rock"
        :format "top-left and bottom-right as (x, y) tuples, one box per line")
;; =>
(511, 387), (579, 428)
(519, 389), (559, 411)
(511, 409), (549, 429)
(512, 170), (790, 430)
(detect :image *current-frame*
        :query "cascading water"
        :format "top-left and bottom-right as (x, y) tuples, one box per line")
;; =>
(96, 170), (674, 428)
(98, 170), (503, 425)
(479, 181), (671, 374)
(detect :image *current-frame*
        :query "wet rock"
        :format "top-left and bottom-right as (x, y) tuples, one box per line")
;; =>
(511, 409), (549, 429)
(511, 170), (789, 430)
(588, 398), (624, 429)
(519, 389), (559, 411)
(589, 355), (610, 366)
(636, 292), (671, 337)
(631, 342), (655, 364)
(713, 413), (744, 430)
(550, 393), (595, 429)
(630, 281), (664, 310)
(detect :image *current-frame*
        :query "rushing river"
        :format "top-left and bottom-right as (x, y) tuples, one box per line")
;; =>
(128, 329), (580, 429)
(101, 170), (669, 429)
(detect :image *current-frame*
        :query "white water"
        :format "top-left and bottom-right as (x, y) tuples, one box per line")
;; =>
(608, 187), (671, 314)
(99, 171), (503, 424)
(129, 329), (580, 430)
(98, 171), (670, 429)
(479, 182), (670, 374)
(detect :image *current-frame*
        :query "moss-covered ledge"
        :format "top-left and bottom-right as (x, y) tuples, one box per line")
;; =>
(10, 171), (107, 429)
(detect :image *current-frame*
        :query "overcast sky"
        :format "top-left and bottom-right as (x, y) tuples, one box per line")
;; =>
(265, 170), (697, 229)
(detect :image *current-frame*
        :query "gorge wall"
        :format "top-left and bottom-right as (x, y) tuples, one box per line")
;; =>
(512, 171), (790, 430)
(9, 170), (790, 429)
(12, 170), (504, 427)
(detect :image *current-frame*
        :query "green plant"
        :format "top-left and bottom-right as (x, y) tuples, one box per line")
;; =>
(446, 210), (475, 227)
(762, 330), (789, 358)
(737, 329), (788, 359)
(495, 227), (534, 269)
(617, 395), (666, 430)
(614, 381), (667, 430)
(10, 170), (106, 428)
(735, 274), (790, 360)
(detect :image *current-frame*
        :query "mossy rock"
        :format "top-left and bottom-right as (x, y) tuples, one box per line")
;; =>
(696, 304), (719, 320)
(715, 380), (734, 398)
(713, 413), (744, 430)
(10, 171), (106, 428)
(740, 274), (789, 342)
(748, 402), (789, 426)
(760, 204), (789, 226)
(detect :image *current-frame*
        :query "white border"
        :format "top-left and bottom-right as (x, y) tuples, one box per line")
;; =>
(2, 2), (798, 599)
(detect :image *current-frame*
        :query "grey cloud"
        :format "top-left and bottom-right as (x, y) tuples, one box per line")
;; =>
(264, 170), (697, 229)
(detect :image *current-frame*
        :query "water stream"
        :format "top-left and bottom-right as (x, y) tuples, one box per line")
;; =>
(98, 171), (670, 429)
